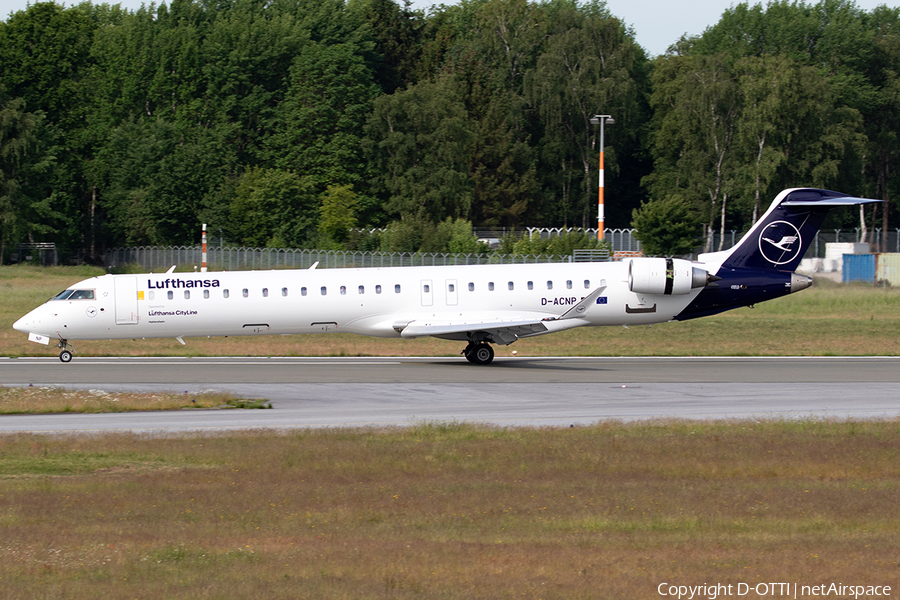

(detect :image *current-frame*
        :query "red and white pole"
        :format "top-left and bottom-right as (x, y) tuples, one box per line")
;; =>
(201, 223), (207, 272)
(598, 143), (605, 241)
(591, 114), (613, 241)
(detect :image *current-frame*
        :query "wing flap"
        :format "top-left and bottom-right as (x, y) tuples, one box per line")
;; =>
(399, 319), (549, 343)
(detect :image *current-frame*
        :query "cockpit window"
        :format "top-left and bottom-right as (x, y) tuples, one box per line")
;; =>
(51, 289), (94, 300)
(68, 290), (95, 300)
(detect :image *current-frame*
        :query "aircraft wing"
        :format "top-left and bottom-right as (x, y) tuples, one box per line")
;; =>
(396, 282), (607, 345)
(398, 318), (551, 344)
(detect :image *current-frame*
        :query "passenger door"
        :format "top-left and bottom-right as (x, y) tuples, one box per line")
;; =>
(114, 276), (139, 325)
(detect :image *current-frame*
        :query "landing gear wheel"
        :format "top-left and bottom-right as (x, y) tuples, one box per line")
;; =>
(470, 343), (494, 365)
(56, 338), (75, 363)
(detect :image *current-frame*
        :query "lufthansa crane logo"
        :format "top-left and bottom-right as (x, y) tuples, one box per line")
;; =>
(758, 220), (802, 265)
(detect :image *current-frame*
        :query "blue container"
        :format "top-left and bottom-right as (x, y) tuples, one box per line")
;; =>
(843, 253), (876, 283)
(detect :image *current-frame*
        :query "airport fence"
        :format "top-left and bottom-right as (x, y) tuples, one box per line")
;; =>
(703, 227), (900, 257)
(103, 247), (582, 272)
(493, 227), (900, 256)
(103, 227), (900, 272)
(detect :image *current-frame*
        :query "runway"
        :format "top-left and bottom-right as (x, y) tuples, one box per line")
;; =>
(0, 356), (898, 432)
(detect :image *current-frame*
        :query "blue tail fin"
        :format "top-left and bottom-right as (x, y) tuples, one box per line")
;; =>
(676, 188), (880, 321)
(701, 188), (881, 272)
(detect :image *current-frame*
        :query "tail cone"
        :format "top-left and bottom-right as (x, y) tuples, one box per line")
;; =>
(790, 273), (813, 293)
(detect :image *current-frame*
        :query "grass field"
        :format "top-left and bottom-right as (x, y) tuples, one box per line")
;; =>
(2, 264), (900, 358)
(0, 386), (270, 414)
(1, 421), (898, 599)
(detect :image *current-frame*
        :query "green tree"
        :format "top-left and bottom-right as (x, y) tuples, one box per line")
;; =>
(525, 0), (646, 227)
(511, 229), (607, 256)
(352, 0), (425, 93)
(96, 120), (237, 246)
(862, 6), (900, 249)
(0, 2), (100, 258)
(228, 167), (318, 248)
(366, 74), (476, 222)
(266, 41), (380, 193)
(318, 184), (359, 244)
(732, 55), (792, 223)
(198, 0), (309, 164)
(433, 217), (481, 253)
(0, 89), (56, 262)
(94, 119), (179, 246)
(631, 194), (701, 257)
(645, 53), (739, 252)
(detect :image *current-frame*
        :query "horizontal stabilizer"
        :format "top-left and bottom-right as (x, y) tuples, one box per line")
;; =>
(781, 196), (881, 207)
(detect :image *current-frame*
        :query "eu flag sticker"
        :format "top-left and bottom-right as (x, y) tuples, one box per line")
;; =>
(596, 297), (608, 304)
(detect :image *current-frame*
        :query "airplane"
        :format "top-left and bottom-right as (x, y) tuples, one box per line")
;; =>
(13, 187), (879, 364)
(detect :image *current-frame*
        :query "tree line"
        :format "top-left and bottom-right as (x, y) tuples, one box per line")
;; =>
(0, 0), (898, 262)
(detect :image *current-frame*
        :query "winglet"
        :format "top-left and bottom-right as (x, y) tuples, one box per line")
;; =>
(552, 280), (607, 321)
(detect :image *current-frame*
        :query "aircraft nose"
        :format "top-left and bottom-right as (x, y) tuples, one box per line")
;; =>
(13, 307), (46, 334)
(13, 315), (30, 333)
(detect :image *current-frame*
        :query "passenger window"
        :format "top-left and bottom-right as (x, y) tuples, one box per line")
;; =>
(508, 281), (514, 291)
(584, 280), (590, 289)
(376, 285), (382, 294)
(203, 289), (209, 299)
(566, 280), (573, 290)
(424, 284), (430, 293)
(449, 284), (455, 292)
(243, 288), (249, 298)
(149, 291), (156, 301)
(527, 281), (533, 290)
(282, 287), (288, 297)
(223, 289), (230, 299)
(358, 285), (365, 294)
(184, 290), (190, 299)
(547, 281), (553, 290)
(468, 282), (474, 292)
(394, 284), (401, 293)
(262, 288), (269, 297)
(321, 286), (327, 296)
(167, 291), (173, 300)
(301, 287), (307, 296)
(488, 282), (495, 291)
(340, 286), (346, 295)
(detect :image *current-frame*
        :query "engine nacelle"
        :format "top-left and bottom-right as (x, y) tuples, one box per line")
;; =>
(628, 257), (711, 295)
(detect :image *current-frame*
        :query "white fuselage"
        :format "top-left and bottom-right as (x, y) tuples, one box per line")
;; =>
(14, 262), (703, 343)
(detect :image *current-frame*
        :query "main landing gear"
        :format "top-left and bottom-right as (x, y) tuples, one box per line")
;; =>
(462, 342), (494, 365)
(57, 338), (75, 363)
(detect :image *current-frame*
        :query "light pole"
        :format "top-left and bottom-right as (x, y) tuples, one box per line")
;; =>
(589, 114), (614, 240)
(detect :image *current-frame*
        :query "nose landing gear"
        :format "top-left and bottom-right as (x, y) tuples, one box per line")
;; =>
(462, 342), (494, 365)
(57, 339), (75, 363)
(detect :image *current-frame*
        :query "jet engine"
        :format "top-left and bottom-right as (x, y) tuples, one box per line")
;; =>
(628, 257), (712, 295)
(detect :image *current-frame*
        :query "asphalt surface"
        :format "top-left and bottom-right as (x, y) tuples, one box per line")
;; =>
(0, 356), (897, 432)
